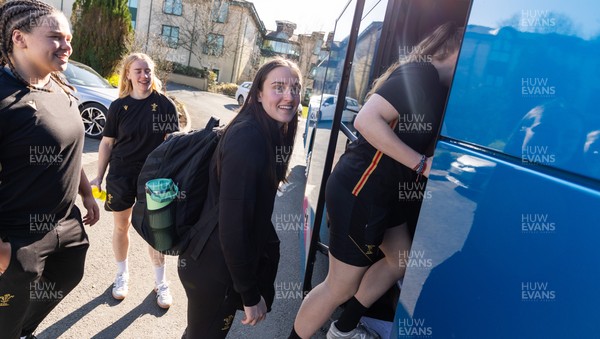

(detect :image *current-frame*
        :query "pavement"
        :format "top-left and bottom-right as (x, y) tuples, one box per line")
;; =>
(34, 88), (331, 338)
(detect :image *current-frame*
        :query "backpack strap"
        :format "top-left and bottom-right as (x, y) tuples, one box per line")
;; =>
(185, 117), (222, 259)
(189, 203), (219, 260)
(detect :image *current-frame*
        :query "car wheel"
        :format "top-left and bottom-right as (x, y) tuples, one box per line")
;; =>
(80, 102), (106, 139)
(237, 95), (245, 106)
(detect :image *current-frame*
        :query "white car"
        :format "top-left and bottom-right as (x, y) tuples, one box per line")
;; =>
(62, 60), (119, 139)
(235, 81), (252, 106)
(308, 94), (360, 122)
(236, 81), (303, 114)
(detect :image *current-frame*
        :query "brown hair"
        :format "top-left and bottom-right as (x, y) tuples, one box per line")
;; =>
(0, 0), (73, 93)
(367, 22), (464, 99)
(218, 57), (302, 188)
(117, 52), (162, 98)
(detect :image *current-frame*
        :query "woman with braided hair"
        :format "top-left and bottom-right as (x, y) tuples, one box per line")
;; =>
(0, 1), (99, 338)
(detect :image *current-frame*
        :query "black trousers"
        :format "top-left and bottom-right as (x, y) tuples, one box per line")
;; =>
(0, 207), (89, 339)
(178, 240), (243, 339)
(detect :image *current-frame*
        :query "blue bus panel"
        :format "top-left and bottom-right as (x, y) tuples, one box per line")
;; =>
(395, 0), (600, 337)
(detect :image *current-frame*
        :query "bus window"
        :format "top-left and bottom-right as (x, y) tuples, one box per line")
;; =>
(302, 0), (394, 277)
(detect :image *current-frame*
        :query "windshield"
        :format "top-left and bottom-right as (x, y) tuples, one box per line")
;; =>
(63, 62), (113, 88)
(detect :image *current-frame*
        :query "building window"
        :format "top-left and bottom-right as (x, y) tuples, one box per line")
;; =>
(163, 0), (182, 15)
(263, 40), (300, 57)
(313, 40), (322, 55)
(203, 33), (224, 56)
(161, 25), (179, 48)
(128, 0), (138, 29)
(211, 0), (229, 23)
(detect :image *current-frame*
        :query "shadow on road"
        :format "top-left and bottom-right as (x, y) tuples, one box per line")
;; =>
(224, 104), (240, 112)
(38, 286), (168, 338)
(83, 137), (100, 154)
(90, 290), (168, 339)
(37, 286), (121, 338)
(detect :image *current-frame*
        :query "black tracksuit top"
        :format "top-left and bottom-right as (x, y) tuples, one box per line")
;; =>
(0, 69), (84, 237)
(189, 114), (282, 307)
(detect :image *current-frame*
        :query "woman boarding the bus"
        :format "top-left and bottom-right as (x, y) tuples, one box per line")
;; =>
(290, 23), (464, 339)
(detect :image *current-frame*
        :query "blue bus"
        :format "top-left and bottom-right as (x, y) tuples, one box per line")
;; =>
(301, 0), (600, 337)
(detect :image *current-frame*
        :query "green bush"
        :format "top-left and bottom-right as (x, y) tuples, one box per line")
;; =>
(172, 63), (207, 78)
(71, 0), (133, 77)
(212, 83), (238, 97)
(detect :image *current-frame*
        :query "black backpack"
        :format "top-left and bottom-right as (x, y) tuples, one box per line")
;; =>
(131, 117), (220, 255)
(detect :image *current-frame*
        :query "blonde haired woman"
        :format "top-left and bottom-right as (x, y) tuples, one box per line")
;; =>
(90, 53), (179, 308)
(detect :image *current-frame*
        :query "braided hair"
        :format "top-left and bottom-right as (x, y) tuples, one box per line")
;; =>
(0, 0), (74, 93)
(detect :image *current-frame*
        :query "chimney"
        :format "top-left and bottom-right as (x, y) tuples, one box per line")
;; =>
(276, 20), (297, 39)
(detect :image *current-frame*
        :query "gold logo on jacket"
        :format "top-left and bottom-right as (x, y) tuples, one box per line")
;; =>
(123, 105), (128, 111)
(0, 293), (14, 307)
(365, 245), (376, 255)
(151, 103), (158, 111)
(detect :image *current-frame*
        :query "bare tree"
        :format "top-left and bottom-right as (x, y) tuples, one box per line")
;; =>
(131, 35), (174, 86)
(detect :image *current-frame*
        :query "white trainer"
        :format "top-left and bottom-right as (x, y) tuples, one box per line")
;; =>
(112, 273), (129, 300)
(327, 321), (381, 339)
(155, 282), (173, 309)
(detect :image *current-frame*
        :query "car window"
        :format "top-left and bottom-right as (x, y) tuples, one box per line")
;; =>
(64, 63), (113, 88)
(324, 97), (334, 105)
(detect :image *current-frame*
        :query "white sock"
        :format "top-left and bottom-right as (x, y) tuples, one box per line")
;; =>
(116, 259), (128, 276)
(154, 264), (166, 286)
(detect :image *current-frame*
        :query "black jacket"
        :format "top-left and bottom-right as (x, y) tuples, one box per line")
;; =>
(188, 114), (281, 308)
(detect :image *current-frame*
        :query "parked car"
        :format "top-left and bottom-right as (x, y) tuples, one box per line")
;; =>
(307, 94), (360, 122)
(235, 81), (252, 106)
(236, 81), (302, 114)
(62, 60), (119, 139)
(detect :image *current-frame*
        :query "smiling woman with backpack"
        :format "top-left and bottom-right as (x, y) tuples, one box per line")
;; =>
(178, 58), (301, 338)
(89, 53), (179, 309)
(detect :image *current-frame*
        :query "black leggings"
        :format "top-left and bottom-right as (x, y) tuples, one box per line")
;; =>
(0, 208), (89, 339)
(178, 246), (242, 339)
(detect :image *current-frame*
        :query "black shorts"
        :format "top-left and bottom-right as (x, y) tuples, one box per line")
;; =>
(105, 159), (144, 212)
(326, 173), (424, 267)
